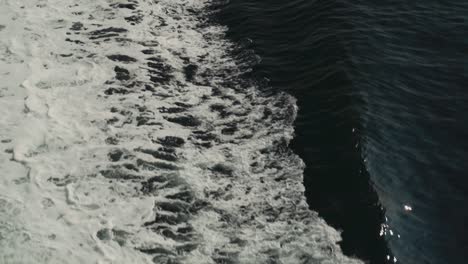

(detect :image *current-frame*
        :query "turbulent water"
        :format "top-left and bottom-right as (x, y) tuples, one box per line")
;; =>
(214, 0), (468, 264)
(0, 0), (364, 264)
(1, 0), (466, 264)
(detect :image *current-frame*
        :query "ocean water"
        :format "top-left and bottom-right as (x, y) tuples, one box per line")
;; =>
(0, 0), (362, 263)
(1, 0), (466, 263)
(213, 0), (468, 264)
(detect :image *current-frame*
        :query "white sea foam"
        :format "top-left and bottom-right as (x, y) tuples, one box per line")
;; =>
(0, 0), (363, 263)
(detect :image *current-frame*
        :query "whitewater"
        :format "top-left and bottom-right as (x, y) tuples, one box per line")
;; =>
(0, 0), (362, 263)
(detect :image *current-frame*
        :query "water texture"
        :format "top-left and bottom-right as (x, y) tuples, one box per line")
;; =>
(0, 0), (363, 263)
(214, 0), (468, 263)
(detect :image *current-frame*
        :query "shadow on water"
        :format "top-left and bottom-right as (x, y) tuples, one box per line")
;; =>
(212, 0), (392, 263)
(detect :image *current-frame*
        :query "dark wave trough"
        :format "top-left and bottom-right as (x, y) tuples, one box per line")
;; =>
(213, 0), (468, 263)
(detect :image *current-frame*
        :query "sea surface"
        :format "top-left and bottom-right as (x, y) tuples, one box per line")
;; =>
(0, 0), (466, 263)
(0, 0), (362, 263)
(214, 0), (468, 264)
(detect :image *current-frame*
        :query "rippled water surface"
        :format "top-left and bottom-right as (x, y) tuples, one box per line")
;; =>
(0, 0), (366, 263)
(0, 0), (466, 263)
(215, 0), (468, 263)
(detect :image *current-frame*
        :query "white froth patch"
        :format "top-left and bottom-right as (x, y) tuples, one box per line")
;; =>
(0, 0), (363, 263)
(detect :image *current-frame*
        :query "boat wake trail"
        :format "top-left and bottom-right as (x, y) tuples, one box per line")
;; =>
(0, 1), (362, 263)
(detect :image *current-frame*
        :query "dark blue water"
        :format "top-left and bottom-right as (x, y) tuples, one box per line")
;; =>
(212, 0), (468, 263)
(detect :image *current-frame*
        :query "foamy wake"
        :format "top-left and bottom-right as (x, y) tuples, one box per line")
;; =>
(0, 0), (362, 263)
